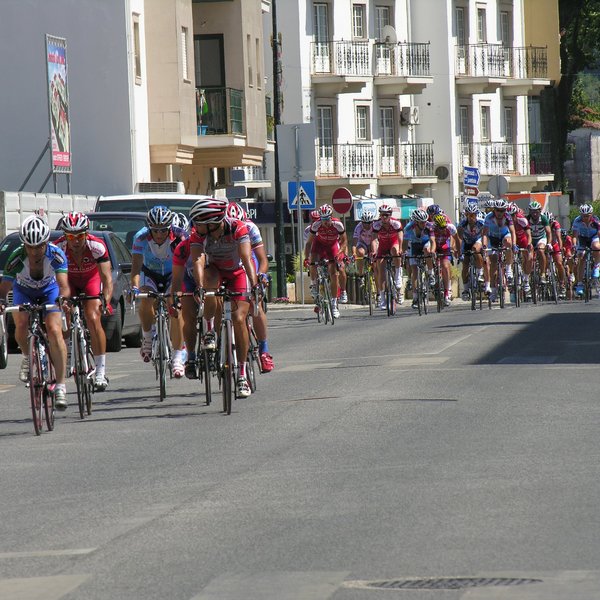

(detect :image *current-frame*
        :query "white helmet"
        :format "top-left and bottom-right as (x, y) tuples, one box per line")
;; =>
(361, 210), (376, 223)
(20, 215), (50, 246)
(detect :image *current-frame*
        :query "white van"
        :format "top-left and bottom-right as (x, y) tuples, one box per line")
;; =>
(95, 193), (213, 216)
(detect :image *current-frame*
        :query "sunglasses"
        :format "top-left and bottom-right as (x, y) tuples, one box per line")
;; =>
(65, 232), (86, 240)
(380, 214), (392, 218)
(494, 208), (506, 212)
(150, 227), (169, 234)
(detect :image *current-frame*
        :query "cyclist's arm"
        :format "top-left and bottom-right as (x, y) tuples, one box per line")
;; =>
(56, 272), (70, 299)
(98, 260), (113, 307)
(171, 263), (184, 295)
(545, 225), (552, 241)
(304, 232), (315, 261)
(456, 226), (465, 242)
(338, 232), (348, 256)
(252, 243), (269, 276)
(509, 224), (517, 246)
(0, 279), (12, 303)
(482, 226), (489, 248)
(130, 253), (143, 289)
(190, 245), (206, 288)
(239, 240), (258, 288)
(396, 228), (403, 248)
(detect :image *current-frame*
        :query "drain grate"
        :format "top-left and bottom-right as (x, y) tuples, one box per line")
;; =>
(364, 577), (543, 590)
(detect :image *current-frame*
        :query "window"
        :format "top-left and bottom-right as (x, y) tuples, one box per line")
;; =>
(455, 7), (466, 45)
(133, 14), (142, 84)
(314, 3), (329, 42)
(356, 105), (370, 141)
(459, 106), (470, 142)
(477, 7), (487, 43)
(256, 38), (261, 88)
(380, 107), (395, 145)
(352, 4), (366, 39)
(503, 106), (514, 143)
(247, 34), (253, 86)
(194, 35), (225, 88)
(317, 106), (334, 146)
(480, 104), (491, 141)
(500, 11), (512, 46)
(181, 27), (190, 81)
(375, 6), (391, 41)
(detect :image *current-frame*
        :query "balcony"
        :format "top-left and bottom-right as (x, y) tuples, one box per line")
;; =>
(230, 165), (271, 189)
(455, 44), (507, 94)
(316, 142), (436, 190)
(311, 41), (370, 94)
(374, 42), (433, 96)
(459, 142), (554, 188)
(502, 46), (551, 97)
(197, 87), (244, 138)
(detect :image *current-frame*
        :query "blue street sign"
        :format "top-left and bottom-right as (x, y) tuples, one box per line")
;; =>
(463, 166), (480, 187)
(287, 180), (316, 210)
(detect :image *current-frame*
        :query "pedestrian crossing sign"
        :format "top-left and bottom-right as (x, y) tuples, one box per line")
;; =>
(287, 180), (316, 210)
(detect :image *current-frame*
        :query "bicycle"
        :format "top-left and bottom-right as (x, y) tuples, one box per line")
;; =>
(4, 303), (56, 436)
(136, 291), (173, 402)
(60, 294), (101, 419)
(407, 254), (430, 316)
(545, 246), (559, 304)
(486, 247), (507, 308)
(381, 254), (400, 316)
(310, 260), (334, 325)
(579, 246), (595, 303)
(433, 251), (453, 312)
(462, 250), (484, 311)
(354, 256), (377, 316)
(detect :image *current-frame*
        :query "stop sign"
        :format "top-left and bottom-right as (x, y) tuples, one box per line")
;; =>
(331, 187), (353, 214)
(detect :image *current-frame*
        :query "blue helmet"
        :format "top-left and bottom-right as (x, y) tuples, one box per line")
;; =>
(426, 204), (441, 216)
(147, 205), (174, 228)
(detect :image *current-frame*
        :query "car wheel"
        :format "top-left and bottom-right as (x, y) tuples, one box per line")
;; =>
(124, 325), (142, 348)
(106, 301), (123, 352)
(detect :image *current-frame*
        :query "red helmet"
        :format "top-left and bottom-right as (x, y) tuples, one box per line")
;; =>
(226, 202), (246, 221)
(60, 211), (89, 234)
(310, 210), (320, 222)
(379, 203), (393, 215)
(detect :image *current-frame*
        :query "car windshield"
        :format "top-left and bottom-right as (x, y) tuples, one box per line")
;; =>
(95, 199), (196, 215)
(88, 216), (147, 247)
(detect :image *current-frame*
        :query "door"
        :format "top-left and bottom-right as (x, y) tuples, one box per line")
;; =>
(380, 107), (396, 174)
(314, 3), (330, 73)
(317, 106), (335, 175)
(375, 5), (392, 74)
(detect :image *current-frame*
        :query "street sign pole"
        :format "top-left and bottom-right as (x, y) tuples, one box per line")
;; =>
(294, 126), (305, 305)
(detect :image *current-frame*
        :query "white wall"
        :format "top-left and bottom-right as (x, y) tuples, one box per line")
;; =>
(0, 0), (136, 196)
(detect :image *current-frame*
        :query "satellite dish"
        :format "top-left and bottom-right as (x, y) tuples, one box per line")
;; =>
(381, 25), (398, 43)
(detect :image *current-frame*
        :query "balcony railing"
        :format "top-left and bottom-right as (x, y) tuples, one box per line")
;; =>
(198, 87), (244, 135)
(374, 42), (431, 77)
(316, 142), (435, 179)
(459, 142), (553, 176)
(311, 40), (370, 76)
(456, 44), (548, 79)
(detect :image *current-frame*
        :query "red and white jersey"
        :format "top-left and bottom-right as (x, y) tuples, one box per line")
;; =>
(310, 218), (345, 245)
(512, 211), (530, 235)
(373, 218), (402, 244)
(55, 233), (110, 277)
(433, 222), (457, 247)
(190, 217), (250, 271)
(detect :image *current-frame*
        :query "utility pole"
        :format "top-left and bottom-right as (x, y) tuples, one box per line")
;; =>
(271, 0), (286, 298)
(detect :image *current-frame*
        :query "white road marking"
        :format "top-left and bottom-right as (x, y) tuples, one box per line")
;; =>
(0, 384), (15, 394)
(0, 548), (95, 559)
(0, 574), (89, 599)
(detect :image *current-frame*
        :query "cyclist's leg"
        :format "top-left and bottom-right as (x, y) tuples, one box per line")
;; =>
(390, 244), (403, 301)
(78, 274), (107, 385)
(252, 303), (273, 372)
(138, 271), (159, 360)
(44, 299), (68, 409)
(11, 284), (33, 381)
(536, 241), (547, 279)
(200, 266), (220, 349)
(227, 269), (251, 396)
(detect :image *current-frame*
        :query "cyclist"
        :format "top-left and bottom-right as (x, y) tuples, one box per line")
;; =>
(432, 213), (459, 306)
(172, 212), (190, 234)
(457, 202), (486, 301)
(130, 205), (187, 376)
(482, 199), (516, 301)
(403, 209), (436, 309)
(226, 203), (274, 373)
(189, 198), (260, 398)
(526, 201), (552, 284)
(546, 212), (567, 298)
(352, 209), (377, 283)
(571, 203), (600, 297)
(426, 204), (444, 222)
(373, 203), (404, 308)
(507, 202), (533, 298)
(55, 212), (113, 391)
(0, 215), (70, 410)
(303, 204), (347, 319)
(561, 229), (576, 298)
(304, 210), (320, 299)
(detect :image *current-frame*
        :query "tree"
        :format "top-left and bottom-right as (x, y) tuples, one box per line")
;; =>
(552, 0), (600, 188)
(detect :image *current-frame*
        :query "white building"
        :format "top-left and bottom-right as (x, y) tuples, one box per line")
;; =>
(267, 0), (560, 218)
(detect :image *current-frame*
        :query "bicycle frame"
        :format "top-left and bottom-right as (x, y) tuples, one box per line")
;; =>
(311, 260), (334, 324)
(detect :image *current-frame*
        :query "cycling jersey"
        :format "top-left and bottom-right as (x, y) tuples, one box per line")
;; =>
(132, 226), (187, 276)
(55, 234), (109, 276)
(527, 214), (550, 241)
(190, 217), (250, 272)
(458, 217), (485, 245)
(571, 215), (600, 241)
(2, 243), (67, 290)
(172, 238), (195, 292)
(352, 222), (376, 249)
(484, 212), (512, 244)
(310, 219), (345, 245)
(373, 218), (402, 244)
(511, 212), (531, 248)
(404, 221), (434, 246)
(433, 222), (457, 252)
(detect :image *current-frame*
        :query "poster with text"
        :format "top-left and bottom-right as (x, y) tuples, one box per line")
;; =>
(46, 35), (71, 172)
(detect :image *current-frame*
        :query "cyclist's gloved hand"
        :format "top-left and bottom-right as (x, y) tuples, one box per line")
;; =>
(303, 258), (310, 268)
(104, 302), (114, 316)
(513, 244), (519, 253)
(171, 294), (182, 311)
(258, 272), (269, 286)
(0, 299), (6, 315)
(193, 286), (205, 304)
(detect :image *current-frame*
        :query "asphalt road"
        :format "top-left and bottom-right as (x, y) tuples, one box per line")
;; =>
(1, 298), (600, 600)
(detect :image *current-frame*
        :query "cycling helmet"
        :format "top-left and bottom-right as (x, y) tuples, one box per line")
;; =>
(379, 203), (393, 215)
(506, 202), (518, 215)
(433, 214), (448, 228)
(172, 212), (190, 231)
(495, 199), (508, 210)
(528, 200), (542, 211)
(20, 215), (50, 246)
(60, 211), (89, 234)
(189, 198), (229, 223)
(147, 205), (174, 228)
(319, 204), (333, 219)
(411, 208), (429, 223)
(483, 198), (495, 210)
(361, 209), (376, 223)
(561, 229), (569, 238)
(226, 202), (246, 221)
(477, 211), (486, 220)
(426, 204), (442, 216)
(579, 203), (594, 215)
(464, 202), (479, 214)
(546, 211), (556, 223)
(310, 210), (320, 222)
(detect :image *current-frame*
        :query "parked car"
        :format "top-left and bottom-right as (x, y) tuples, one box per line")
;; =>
(94, 193), (212, 216)
(87, 211), (147, 250)
(0, 230), (141, 353)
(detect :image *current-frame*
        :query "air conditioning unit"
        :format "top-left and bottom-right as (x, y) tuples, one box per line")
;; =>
(434, 164), (451, 180)
(401, 106), (420, 126)
(135, 181), (185, 194)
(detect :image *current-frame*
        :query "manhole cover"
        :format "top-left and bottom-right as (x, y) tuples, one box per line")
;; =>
(362, 577), (543, 590)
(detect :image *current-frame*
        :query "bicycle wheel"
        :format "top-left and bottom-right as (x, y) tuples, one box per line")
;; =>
(0, 315), (7, 370)
(74, 331), (86, 419)
(85, 341), (95, 415)
(43, 357), (55, 431)
(531, 260), (538, 305)
(417, 268), (424, 316)
(435, 267), (443, 313)
(221, 321), (233, 415)
(322, 280), (334, 325)
(548, 259), (558, 304)
(157, 317), (167, 402)
(420, 267), (428, 315)
(470, 264), (477, 311)
(28, 335), (44, 436)
(498, 257), (505, 309)
(513, 257), (521, 308)
(246, 324), (259, 393)
(386, 267), (396, 316)
(366, 270), (374, 316)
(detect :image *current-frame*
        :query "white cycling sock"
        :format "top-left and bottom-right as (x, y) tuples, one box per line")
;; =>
(96, 354), (106, 373)
(173, 349), (184, 363)
(142, 329), (152, 342)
